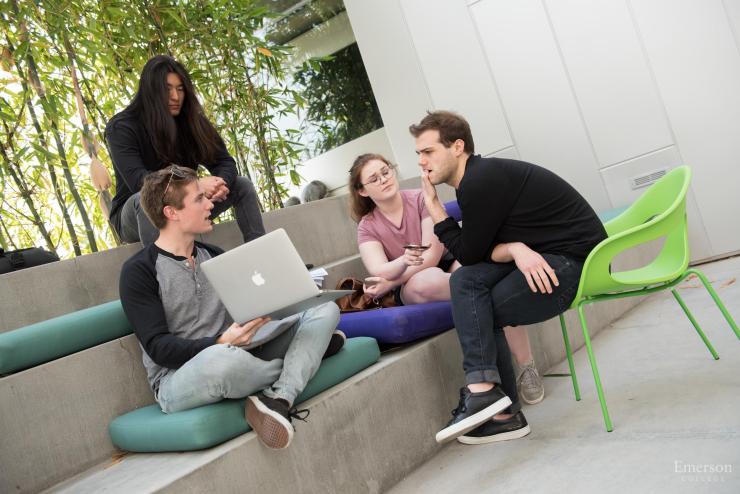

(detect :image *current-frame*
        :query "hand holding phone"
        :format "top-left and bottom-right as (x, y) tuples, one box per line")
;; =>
(364, 277), (380, 288)
(403, 244), (431, 251)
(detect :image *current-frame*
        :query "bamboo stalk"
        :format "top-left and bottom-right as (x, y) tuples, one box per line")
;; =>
(12, 0), (99, 253)
(6, 34), (83, 256)
(0, 132), (58, 255)
(0, 216), (16, 250)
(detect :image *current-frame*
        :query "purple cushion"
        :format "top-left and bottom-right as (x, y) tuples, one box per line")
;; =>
(339, 200), (458, 344)
(337, 301), (454, 344)
(444, 200), (461, 222)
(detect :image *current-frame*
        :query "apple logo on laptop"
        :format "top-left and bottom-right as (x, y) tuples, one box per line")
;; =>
(251, 270), (266, 287)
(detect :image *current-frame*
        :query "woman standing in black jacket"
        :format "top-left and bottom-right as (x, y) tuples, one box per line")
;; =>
(106, 55), (265, 245)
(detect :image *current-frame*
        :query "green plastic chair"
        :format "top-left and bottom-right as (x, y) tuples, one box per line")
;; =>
(558, 166), (739, 431)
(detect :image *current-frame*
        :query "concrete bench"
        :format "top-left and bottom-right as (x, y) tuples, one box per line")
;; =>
(1, 185), (653, 493)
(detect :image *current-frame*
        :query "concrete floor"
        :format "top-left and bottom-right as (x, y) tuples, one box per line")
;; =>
(387, 256), (740, 494)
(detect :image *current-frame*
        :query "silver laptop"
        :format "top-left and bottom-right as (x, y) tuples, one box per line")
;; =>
(201, 228), (353, 323)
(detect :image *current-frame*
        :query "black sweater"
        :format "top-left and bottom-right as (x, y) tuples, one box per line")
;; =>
(434, 155), (607, 265)
(105, 110), (237, 230)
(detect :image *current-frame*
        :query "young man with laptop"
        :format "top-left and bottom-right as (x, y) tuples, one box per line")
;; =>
(119, 165), (344, 449)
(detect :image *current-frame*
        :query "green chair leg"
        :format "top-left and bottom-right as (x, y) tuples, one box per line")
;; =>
(671, 289), (719, 360)
(559, 313), (581, 401)
(686, 268), (740, 340)
(578, 304), (613, 432)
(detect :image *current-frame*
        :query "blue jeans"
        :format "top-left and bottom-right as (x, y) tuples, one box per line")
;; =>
(449, 254), (583, 413)
(156, 303), (339, 413)
(118, 176), (265, 245)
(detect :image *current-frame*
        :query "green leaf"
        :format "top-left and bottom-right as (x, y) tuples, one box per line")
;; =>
(30, 141), (56, 161)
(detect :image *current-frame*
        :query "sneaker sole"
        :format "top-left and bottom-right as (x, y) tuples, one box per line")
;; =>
(457, 424), (531, 445)
(245, 396), (294, 449)
(434, 395), (512, 444)
(520, 389), (545, 405)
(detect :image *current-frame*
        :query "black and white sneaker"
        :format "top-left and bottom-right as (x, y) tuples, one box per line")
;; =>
(435, 386), (512, 443)
(457, 411), (531, 445)
(322, 330), (346, 359)
(245, 394), (309, 449)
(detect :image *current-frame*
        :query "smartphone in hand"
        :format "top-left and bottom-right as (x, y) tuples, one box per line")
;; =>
(364, 277), (380, 288)
(403, 244), (431, 251)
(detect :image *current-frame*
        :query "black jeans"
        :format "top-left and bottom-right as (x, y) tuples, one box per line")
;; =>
(449, 254), (583, 413)
(118, 176), (266, 246)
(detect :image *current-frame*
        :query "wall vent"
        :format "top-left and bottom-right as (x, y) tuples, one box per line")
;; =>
(630, 167), (670, 190)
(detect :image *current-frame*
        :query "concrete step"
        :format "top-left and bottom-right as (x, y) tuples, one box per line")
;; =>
(0, 179), (455, 333)
(44, 332), (463, 494)
(1, 241), (656, 493)
(0, 253), (369, 494)
(1, 284), (640, 494)
(45, 287), (646, 494)
(0, 195), (359, 333)
(1, 179), (654, 492)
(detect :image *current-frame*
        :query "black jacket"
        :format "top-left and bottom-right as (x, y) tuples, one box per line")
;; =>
(105, 110), (237, 230)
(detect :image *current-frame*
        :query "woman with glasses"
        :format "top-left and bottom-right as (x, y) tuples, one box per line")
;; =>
(348, 152), (544, 406)
(106, 55), (265, 245)
(348, 153), (459, 306)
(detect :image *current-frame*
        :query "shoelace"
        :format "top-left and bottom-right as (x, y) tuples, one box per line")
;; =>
(288, 407), (310, 423)
(450, 388), (469, 417)
(519, 366), (540, 391)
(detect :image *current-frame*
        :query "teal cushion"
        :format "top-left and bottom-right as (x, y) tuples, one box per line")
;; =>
(0, 301), (132, 374)
(109, 336), (380, 452)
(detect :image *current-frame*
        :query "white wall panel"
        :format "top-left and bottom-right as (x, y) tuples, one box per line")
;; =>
(288, 128), (395, 198)
(600, 147), (713, 260)
(400, 0), (513, 157)
(546, 0), (674, 167)
(344, 0), (433, 178)
(724, 0), (740, 48)
(489, 146), (520, 160)
(470, 0), (611, 211)
(631, 0), (740, 256)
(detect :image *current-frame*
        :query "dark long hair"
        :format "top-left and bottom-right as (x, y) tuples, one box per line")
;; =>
(348, 153), (393, 222)
(127, 55), (221, 164)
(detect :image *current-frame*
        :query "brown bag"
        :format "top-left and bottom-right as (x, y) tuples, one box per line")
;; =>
(334, 277), (397, 313)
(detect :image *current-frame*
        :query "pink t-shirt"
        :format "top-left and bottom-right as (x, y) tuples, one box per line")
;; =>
(357, 189), (430, 260)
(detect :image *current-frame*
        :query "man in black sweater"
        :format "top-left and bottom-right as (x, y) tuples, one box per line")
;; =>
(410, 111), (606, 444)
(106, 55), (265, 246)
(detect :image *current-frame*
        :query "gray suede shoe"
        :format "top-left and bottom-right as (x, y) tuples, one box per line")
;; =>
(517, 360), (545, 405)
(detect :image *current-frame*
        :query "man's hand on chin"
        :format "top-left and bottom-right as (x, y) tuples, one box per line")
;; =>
(421, 172), (448, 224)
